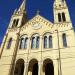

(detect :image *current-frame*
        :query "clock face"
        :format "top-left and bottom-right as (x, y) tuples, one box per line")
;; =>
(32, 23), (42, 30)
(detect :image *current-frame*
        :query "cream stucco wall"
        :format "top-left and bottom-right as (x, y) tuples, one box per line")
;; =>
(0, 0), (75, 75)
(0, 15), (75, 75)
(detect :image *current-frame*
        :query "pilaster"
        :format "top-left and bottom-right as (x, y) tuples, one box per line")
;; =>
(24, 63), (29, 75)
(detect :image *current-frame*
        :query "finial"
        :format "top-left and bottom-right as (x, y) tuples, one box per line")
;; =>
(36, 10), (40, 15)
(24, 0), (27, 10)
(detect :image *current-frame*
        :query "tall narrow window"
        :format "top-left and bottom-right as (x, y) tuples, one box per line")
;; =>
(62, 33), (67, 47)
(24, 38), (28, 49)
(36, 37), (40, 48)
(49, 36), (52, 48)
(19, 38), (25, 49)
(31, 34), (40, 49)
(16, 19), (19, 26)
(12, 19), (16, 27)
(7, 38), (12, 49)
(62, 12), (66, 22)
(12, 19), (19, 27)
(44, 36), (47, 48)
(32, 37), (35, 49)
(58, 13), (62, 22)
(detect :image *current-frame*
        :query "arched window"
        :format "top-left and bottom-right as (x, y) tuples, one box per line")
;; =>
(19, 38), (25, 49)
(62, 33), (67, 47)
(24, 38), (28, 49)
(36, 37), (40, 48)
(19, 36), (28, 49)
(44, 36), (47, 48)
(31, 34), (40, 49)
(16, 19), (19, 26)
(12, 19), (16, 28)
(7, 38), (12, 49)
(12, 19), (19, 27)
(58, 13), (62, 22)
(32, 37), (36, 49)
(49, 36), (52, 48)
(62, 12), (66, 22)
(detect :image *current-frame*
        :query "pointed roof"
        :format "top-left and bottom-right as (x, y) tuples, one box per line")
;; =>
(55, 0), (61, 2)
(21, 14), (54, 33)
(17, 0), (26, 13)
(55, 0), (66, 3)
(54, 0), (67, 7)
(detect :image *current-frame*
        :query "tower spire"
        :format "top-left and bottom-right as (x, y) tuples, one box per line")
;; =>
(53, 0), (71, 23)
(17, 0), (27, 13)
(55, 0), (65, 2)
(55, 0), (66, 5)
(55, 0), (61, 2)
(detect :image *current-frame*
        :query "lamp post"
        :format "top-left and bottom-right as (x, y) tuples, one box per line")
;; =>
(55, 30), (62, 75)
(0, 33), (8, 58)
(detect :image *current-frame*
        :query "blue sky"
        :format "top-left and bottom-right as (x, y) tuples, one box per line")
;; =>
(0, 0), (75, 46)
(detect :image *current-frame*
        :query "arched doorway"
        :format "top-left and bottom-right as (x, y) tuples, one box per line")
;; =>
(28, 59), (38, 75)
(43, 59), (54, 75)
(14, 59), (24, 75)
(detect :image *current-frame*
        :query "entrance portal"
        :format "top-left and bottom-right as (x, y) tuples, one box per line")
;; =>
(28, 59), (38, 75)
(14, 59), (24, 75)
(43, 59), (54, 75)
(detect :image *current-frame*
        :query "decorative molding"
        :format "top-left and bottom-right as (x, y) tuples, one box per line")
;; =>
(32, 23), (42, 30)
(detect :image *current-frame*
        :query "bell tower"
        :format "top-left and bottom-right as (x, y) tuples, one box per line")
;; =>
(0, 0), (28, 75)
(53, 0), (71, 23)
(9, 0), (28, 28)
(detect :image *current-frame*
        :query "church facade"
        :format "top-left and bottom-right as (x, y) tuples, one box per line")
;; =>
(0, 0), (75, 75)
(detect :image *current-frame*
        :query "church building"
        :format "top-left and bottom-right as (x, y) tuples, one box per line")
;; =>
(0, 0), (75, 75)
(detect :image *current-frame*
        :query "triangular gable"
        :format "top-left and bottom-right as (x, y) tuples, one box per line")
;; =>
(22, 15), (54, 28)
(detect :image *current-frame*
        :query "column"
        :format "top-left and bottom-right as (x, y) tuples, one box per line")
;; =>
(39, 35), (42, 50)
(47, 36), (49, 48)
(38, 62), (42, 75)
(0, 33), (8, 58)
(54, 60), (59, 75)
(24, 63), (29, 75)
